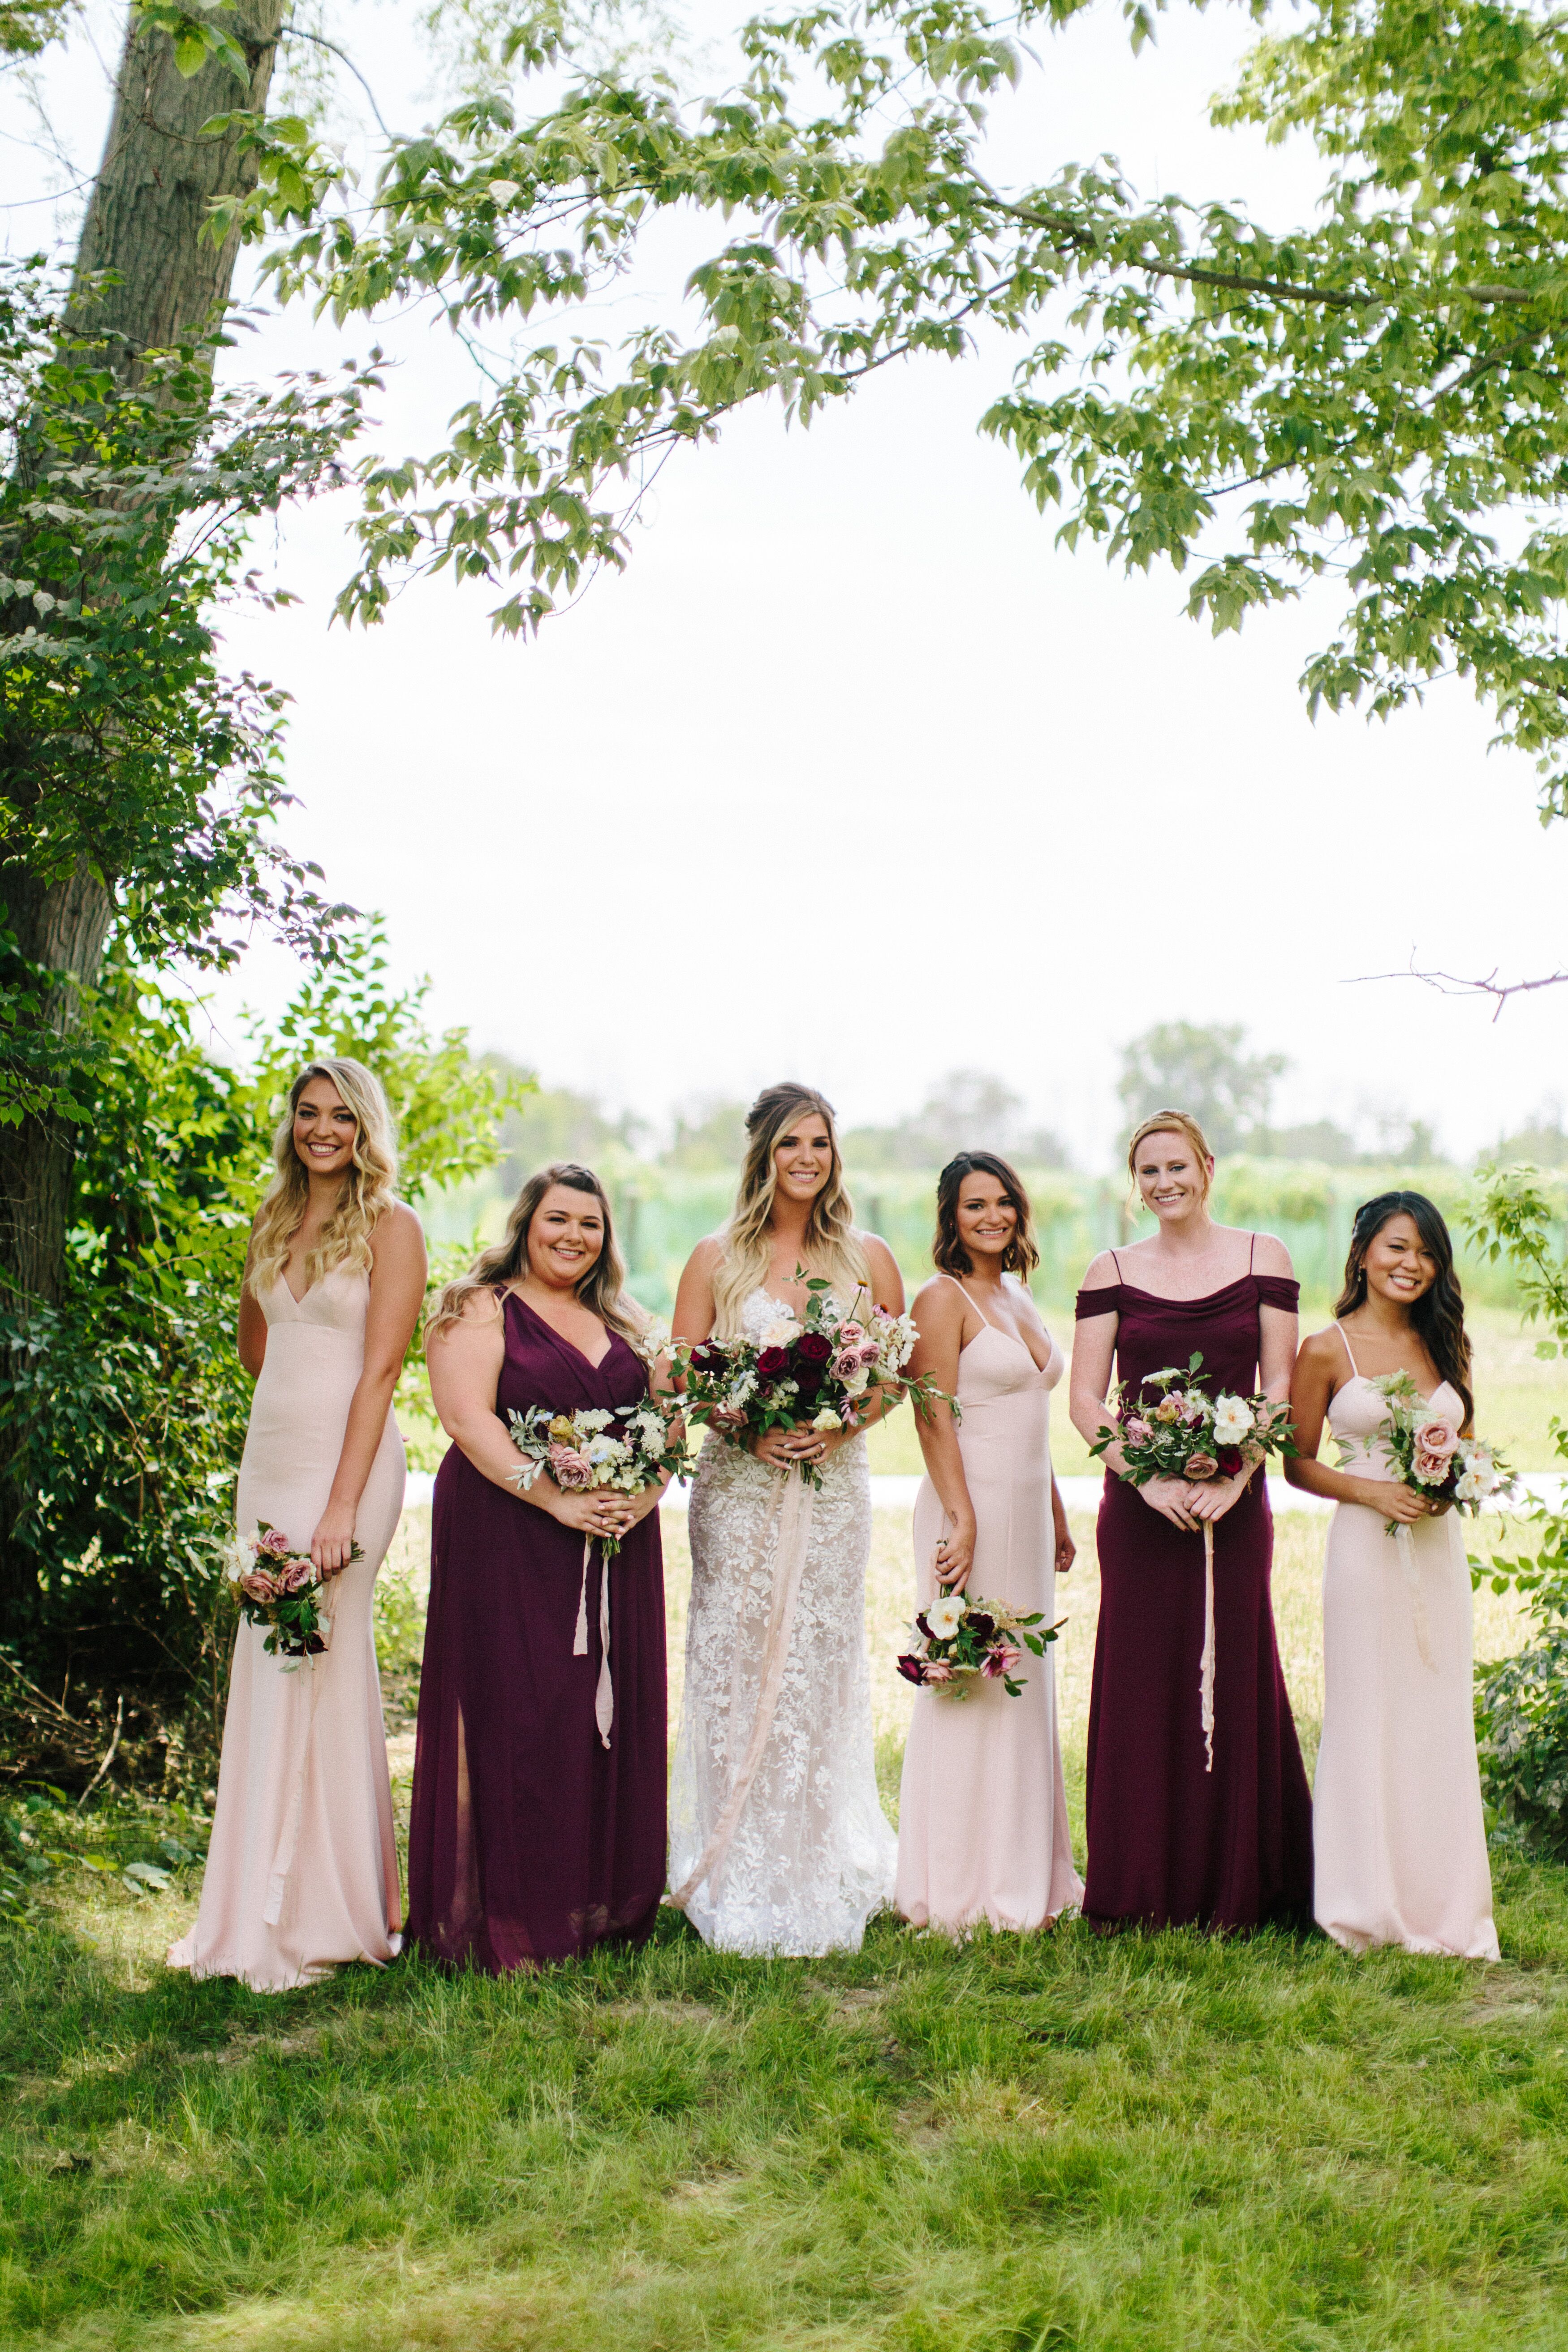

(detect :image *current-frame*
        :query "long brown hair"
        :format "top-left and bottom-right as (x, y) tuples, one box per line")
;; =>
(425, 1162), (637, 1344)
(1335, 1190), (1473, 1425)
(710, 1083), (870, 1339)
(933, 1151), (1040, 1279)
(249, 1059), (399, 1300)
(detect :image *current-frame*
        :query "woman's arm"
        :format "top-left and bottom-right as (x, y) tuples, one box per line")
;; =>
(426, 1291), (638, 1542)
(1284, 1330), (1432, 1519)
(1187, 1233), (1298, 1527)
(1051, 1477), (1076, 1577)
(237, 1220), (267, 1378)
(309, 1207), (429, 1573)
(1070, 1254), (1198, 1532)
(906, 1277), (978, 1590)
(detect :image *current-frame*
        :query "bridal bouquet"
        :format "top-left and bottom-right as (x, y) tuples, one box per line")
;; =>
(506, 1397), (688, 1550)
(677, 1272), (943, 1488)
(896, 1590), (1060, 1699)
(1091, 1351), (1295, 1488)
(1358, 1373), (1513, 1535)
(225, 1521), (359, 1662)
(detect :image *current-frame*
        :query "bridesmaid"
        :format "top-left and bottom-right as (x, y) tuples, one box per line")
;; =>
(409, 1162), (669, 1971)
(170, 1060), (426, 1990)
(1288, 1193), (1498, 1959)
(896, 1152), (1082, 1934)
(1070, 1109), (1313, 1932)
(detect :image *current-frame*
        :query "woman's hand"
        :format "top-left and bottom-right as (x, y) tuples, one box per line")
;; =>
(1138, 1474), (1201, 1532)
(1363, 1479), (1435, 1523)
(934, 1512), (977, 1593)
(1186, 1471), (1252, 1525)
(310, 1500), (358, 1577)
(548, 1486), (638, 1542)
(1052, 1505), (1076, 1578)
(750, 1422), (841, 1470)
(618, 1481), (667, 1530)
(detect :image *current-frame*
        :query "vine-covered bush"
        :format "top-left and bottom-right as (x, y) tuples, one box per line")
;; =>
(1468, 1169), (1568, 1851)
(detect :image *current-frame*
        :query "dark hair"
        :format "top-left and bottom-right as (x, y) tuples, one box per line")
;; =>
(1334, 1190), (1473, 1424)
(934, 1152), (1040, 1279)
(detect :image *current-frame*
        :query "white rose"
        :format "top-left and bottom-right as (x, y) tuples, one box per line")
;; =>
(811, 1407), (841, 1430)
(761, 1318), (802, 1347)
(927, 1594), (965, 1639)
(1212, 1396), (1253, 1445)
(1454, 1469), (1489, 1504)
(842, 1366), (870, 1396)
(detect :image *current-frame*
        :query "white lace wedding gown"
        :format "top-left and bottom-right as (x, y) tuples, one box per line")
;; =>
(668, 1288), (898, 1953)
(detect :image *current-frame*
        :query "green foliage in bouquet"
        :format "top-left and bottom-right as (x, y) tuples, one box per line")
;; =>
(1467, 1169), (1568, 1851)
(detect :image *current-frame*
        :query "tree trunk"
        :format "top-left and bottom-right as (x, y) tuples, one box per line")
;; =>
(0, 0), (288, 1311)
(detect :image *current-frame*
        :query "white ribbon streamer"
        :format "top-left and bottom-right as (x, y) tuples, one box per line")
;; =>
(1394, 1520), (1436, 1672)
(572, 1537), (616, 1749)
(1199, 1519), (1215, 1776)
(668, 1469), (816, 1912)
(263, 1577), (335, 1926)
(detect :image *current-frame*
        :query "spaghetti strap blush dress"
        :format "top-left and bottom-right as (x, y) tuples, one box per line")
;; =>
(1313, 1325), (1498, 1959)
(169, 1263), (405, 1991)
(1075, 1246), (1313, 1932)
(896, 1276), (1082, 1934)
(407, 1292), (667, 1972)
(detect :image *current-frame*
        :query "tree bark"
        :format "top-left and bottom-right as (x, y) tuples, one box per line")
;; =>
(0, 0), (287, 1310)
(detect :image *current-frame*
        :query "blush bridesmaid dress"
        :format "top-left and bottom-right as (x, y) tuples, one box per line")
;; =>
(895, 1275), (1083, 1934)
(407, 1293), (667, 1971)
(169, 1264), (405, 1991)
(1313, 1324), (1498, 1958)
(1075, 1243), (1313, 1932)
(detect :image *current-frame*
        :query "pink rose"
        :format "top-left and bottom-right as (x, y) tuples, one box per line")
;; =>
(1184, 1453), (1219, 1482)
(548, 1443), (594, 1490)
(830, 1351), (862, 1382)
(1413, 1450), (1452, 1487)
(1415, 1418), (1459, 1465)
(1124, 1417), (1151, 1445)
(836, 1322), (865, 1347)
(257, 1528), (292, 1557)
(241, 1570), (279, 1603)
(280, 1559), (316, 1594)
(923, 1661), (954, 1683)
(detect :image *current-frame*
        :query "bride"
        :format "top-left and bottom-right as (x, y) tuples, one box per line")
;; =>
(668, 1083), (901, 1954)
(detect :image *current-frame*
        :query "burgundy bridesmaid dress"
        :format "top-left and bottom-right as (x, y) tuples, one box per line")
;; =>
(407, 1293), (668, 1970)
(1075, 1250), (1313, 1932)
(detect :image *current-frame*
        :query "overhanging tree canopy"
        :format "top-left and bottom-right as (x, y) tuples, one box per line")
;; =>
(227, 0), (1568, 816)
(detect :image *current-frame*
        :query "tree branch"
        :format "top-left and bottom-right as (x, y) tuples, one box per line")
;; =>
(1348, 953), (1568, 1021)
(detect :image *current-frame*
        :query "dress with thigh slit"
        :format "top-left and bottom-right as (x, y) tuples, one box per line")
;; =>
(406, 1292), (668, 1971)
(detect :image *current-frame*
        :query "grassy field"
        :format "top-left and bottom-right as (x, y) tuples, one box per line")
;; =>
(4, 1497), (1561, 2350)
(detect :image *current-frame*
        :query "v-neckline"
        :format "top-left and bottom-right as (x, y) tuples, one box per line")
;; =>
(509, 1290), (614, 1373)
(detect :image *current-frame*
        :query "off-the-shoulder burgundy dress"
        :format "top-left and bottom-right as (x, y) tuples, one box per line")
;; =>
(1075, 1246), (1313, 1932)
(407, 1292), (667, 1970)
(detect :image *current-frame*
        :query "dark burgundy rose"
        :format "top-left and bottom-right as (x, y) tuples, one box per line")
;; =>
(793, 1367), (823, 1399)
(756, 1346), (790, 1380)
(691, 1342), (730, 1376)
(1216, 1446), (1244, 1478)
(965, 1613), (995, 1641)
(914, 1612), (934, 1643)
(794, 1331), (832, 1366)
(896, 1654), (927, 1686)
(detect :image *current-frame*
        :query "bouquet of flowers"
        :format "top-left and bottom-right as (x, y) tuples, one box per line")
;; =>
(1357, 1373), (1514, 1536)
(896, 1590), (1060, 1699)
(225, 1521), (359, 1663)
(1091, 1350), (1295, 1490)
(1091, 1352), (1294, 1772)
(506, 1397), (689, 1549)
(678, 1271), (945, 1488)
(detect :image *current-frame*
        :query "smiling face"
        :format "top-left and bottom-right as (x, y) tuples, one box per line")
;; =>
(526, 1183), (606, 1292)
(955, 1171), (1018, 1268)
(292, 1075), (359, 1183)
(771, 1114), (835, 1208)
(1133, 1130), (1213, 1227)
(1362, 1211), (1438, 1310)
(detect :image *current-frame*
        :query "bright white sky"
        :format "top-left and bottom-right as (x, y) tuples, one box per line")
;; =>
(8, 0), (1567, 1165)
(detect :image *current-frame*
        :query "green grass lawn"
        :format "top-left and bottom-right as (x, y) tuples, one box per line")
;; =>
(3, 1498), (1560, 2349)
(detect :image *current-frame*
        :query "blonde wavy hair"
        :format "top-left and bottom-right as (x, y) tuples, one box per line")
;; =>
(425, 1163), (638, 1345)
(249, 1059), (400, 1300)
(1125, 1108), (1216, 1207)
(711, 1083), (870, 1340)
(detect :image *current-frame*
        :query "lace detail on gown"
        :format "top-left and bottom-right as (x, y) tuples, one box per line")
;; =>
(668, 1288), (897, 1954)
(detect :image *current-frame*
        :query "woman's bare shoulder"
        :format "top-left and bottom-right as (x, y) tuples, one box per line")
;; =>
(912, 1272), (964, 1321)
(1296, 1323), (1346, 1370)
(1248, 1228), (1294, 1279)
(1079, 1249), (1122, 1293)
(684, 1234), (726, 1275)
